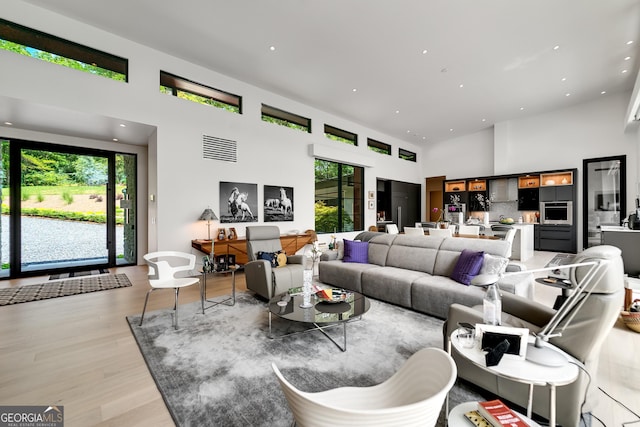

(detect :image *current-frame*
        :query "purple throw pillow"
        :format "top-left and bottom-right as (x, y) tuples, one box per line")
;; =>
(343, 240), (369, 263)
(450, 249), (485, 285)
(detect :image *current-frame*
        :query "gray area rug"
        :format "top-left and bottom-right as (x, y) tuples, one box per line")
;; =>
(127, 293), (487, 427)
(0, 273), (131, 306)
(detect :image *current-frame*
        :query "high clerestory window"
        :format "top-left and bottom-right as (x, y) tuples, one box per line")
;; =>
(160, 71), (242, 113)
(399, 148), (417, 162)
(324, 124), (357, 146)
(261, 104), (311, 133)
(0, 18), (128, 82)
(367, 138), (391, 155)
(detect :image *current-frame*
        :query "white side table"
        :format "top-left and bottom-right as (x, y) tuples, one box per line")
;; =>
(449, 329), (579, 426)
(448, 401), (540, 427)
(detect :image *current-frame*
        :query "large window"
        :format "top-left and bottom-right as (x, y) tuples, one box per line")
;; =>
(314, 159), (363, 233)
(0, 18), (128, 82)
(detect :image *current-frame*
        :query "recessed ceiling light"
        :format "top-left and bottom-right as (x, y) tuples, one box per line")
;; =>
(422, 49), (428, 54)
(565, 93), (571, 97)
(4, 121), (12, 126)
(422, 136), (426, 140)
(561, 77), (567, 82)
(459, 84), (464, 88)
(449, 128), (454, 132)
(119, 123), (126, 127)
(520, 107), (525, 111)
(406, 130), (411, 133)
(625, 56), (631, 61)
(627, 40), (634, 45)
(269, 46), (276, 51)
(553, 45), (560, 50)
(352, 88), (357, 92)
(622, 69), (628, 74)
(112, 138), (119, 142)
(601, 91), (607, 95)
(481, 119), (486, 122)
(395, 110), (400, 114)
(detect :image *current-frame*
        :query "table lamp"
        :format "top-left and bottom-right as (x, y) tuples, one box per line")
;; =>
(198, 208), (218, 241)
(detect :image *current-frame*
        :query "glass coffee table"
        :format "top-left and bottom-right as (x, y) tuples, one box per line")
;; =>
(268, 287), (370, 352)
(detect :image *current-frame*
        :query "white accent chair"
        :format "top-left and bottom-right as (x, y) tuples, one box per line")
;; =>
(428, 228), (452, 238)
(458, 225), (480, 236)
(272, 347), (456, 427)
(140, 251), (199, 329)
(403, 226), (425, 236)
(385, 224), (399, 234)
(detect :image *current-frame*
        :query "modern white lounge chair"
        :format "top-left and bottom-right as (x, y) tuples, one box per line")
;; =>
(272, 347), (456, 427)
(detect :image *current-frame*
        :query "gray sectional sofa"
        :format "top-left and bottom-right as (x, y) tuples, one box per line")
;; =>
(318, 232), (533, 319)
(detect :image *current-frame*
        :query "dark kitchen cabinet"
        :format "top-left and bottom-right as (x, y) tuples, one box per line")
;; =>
(518, 188), (539, 210)
(540, 185), (573, 202)
(539, 225), (576, 253)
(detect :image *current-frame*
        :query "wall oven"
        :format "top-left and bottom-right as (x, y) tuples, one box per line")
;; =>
(540, 201), (573, 225)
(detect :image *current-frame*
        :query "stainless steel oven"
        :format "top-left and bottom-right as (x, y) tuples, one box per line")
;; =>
(540, 201), (573, 225)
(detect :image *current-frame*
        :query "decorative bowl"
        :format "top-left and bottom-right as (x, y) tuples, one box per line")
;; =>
(499, 218), (515, 224)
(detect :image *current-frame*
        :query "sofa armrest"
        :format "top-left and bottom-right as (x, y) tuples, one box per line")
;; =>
(287, 254), (305, 264)
(501, 292), (555, 327)
(244, 259), (273, 299)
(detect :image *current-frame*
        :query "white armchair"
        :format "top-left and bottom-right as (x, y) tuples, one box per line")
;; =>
(272, 347), (456, 427)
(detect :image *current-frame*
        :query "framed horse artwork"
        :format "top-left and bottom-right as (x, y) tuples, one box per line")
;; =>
(264, 185), (294, 222)
(219, 181), (258, 223)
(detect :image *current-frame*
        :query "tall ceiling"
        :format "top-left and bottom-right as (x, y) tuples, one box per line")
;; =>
(15, 0), (640, 145)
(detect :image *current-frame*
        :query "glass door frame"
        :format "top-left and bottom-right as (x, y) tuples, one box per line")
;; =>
(5, 138), (135, 278)
(582, 155), (626, 248)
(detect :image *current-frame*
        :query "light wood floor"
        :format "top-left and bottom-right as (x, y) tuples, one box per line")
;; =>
(0, 254), (638, 426)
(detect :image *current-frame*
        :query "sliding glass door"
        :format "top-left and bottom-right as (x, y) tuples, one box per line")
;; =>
(1, 138), (136, 278)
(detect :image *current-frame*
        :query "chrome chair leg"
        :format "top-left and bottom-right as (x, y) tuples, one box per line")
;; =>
(139, 288), (155, 326)
(174, 288), (180, 329)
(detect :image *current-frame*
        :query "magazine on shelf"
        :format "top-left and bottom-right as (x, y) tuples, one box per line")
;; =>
(477, 399), (529, 427)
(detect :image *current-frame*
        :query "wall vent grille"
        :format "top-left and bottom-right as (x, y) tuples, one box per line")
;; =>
(202, 135), (237, 162)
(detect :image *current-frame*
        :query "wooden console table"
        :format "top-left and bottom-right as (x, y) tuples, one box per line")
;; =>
(192, 232), (314, 265)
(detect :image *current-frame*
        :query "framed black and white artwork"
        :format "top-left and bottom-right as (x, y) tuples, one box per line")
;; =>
(264, 185), (294, 222)
(220, 181), (258, 223)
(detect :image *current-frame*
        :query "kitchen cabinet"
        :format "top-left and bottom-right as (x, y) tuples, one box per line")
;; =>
(467, 180), (489, 211)
(538, 225), (576, 253)
(444, 180), (467, 207)
(540, 185), (573, 202)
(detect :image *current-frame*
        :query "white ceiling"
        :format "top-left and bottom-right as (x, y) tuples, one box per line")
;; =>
(9, 0), (640, 146)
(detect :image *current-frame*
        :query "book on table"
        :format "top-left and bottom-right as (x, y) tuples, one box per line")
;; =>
(477, 399), (529, 427)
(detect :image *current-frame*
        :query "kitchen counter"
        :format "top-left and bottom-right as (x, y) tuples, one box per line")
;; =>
(487, 222), (534, 261)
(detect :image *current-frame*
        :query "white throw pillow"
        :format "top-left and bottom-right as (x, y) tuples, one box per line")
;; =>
(336, 240), (344, 260)
(479, 254), (509, 275)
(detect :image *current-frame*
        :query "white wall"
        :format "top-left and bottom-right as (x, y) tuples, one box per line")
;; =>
(422, 128), (495, 179)
(1, 1), (425, 256)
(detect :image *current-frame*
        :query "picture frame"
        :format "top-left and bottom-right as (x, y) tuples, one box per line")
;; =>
(264, 185), (294, 222)
(368, 190), (375, 200)
(220, 181), (258, 223)
(227, 227), (237, 240)
(368, 200), (375, 210)
(217, 228), (226, 241)
(475, 324), (529, 360)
